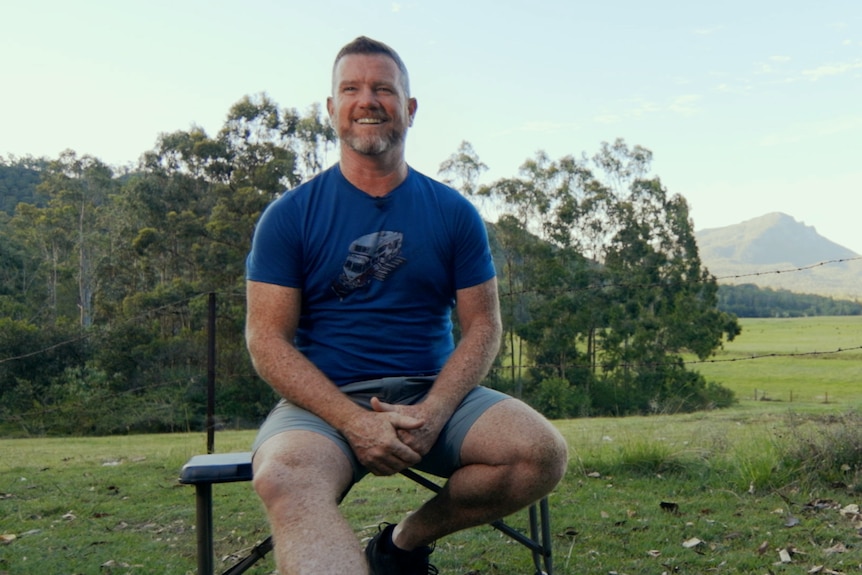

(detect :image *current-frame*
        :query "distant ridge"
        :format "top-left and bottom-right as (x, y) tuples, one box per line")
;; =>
(696, 212), (861, 299)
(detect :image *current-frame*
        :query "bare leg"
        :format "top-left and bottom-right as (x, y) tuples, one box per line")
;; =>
(391, 398), (568, 550)
(253, 430), (365, 575)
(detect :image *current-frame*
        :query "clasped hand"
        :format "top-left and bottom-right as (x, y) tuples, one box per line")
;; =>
(343, 397), (445, 476)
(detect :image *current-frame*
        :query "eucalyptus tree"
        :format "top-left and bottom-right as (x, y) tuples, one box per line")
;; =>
(582, 141), (739, 413)
(477, 151), (598, 400)
(473, 138), (739, 415)
(97, 95), (336, 428)
(438, 140), (488, 199)
(206, 95), (334, 287)
(9, 151), (115, 327)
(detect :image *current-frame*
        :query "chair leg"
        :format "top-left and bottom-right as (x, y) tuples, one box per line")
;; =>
(528, 498), (554, 575)
(194, 483), (214, 575)
(529, 503), (542, 574)
(539, 497), (553, 575)
(221, 536), (274, 575)
(400, 469), (554, 574)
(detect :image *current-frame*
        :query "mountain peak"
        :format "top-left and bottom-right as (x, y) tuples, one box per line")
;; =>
(695, 213), (860, 298)
(697, 212), (857, 267)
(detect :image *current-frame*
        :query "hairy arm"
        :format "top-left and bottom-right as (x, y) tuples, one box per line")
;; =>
(245, 280), (422, 475)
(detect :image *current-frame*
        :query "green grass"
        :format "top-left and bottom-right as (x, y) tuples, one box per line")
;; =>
(1, 317), (861, 574)
(692, 316), (862, 405)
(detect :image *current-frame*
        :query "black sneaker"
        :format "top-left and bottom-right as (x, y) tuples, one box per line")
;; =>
(364, 523), (438, 575)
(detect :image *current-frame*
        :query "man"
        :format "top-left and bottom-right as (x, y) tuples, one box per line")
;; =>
(246, 36), (568, 575)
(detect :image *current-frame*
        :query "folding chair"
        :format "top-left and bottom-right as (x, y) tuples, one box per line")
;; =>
(180, 451), (554, 575)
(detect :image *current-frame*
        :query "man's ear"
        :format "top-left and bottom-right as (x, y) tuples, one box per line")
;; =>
(326, 96), (335, 119)
(408, 97), (418, 126)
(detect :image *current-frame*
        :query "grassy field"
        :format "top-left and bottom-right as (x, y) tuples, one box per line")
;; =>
(691, 316), (862, 406)
(1, 317), (861, 575)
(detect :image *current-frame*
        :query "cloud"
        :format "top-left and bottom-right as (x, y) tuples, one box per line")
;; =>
(669, 94), (702, 116)
(591, 95), (700, 124)
(802, 59), (862, 81)
(716, 82), (752, 94)
(593, 113), (622, 125)
(758, 115), (862, 147)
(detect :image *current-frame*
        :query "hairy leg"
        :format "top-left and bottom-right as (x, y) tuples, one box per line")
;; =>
(253, 430), (364, 575)
(392, 398), (568, 550)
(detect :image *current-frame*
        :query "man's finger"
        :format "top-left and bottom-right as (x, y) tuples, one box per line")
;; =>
(370, 397), (425, 430)
(370, 396), (394, 412)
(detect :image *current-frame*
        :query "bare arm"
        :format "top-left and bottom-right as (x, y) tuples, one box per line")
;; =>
(373, 276), (502, 454)
(245, 280), (422, 474)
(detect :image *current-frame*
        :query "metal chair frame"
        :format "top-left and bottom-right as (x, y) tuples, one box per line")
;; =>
(179, 451), (553, 575)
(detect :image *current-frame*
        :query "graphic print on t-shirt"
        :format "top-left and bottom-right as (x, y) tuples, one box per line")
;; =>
(331, 231), (406, 298)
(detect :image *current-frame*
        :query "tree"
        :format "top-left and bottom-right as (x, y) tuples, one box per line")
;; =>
(38, 152), (116, 327)
(0, 155), (48, 215)
(438, 140), (488, 197)
(478, 139), (740, 415)
(0, 94), (338, 435)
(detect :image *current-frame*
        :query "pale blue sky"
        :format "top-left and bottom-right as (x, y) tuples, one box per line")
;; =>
(3, 0), (861, 253)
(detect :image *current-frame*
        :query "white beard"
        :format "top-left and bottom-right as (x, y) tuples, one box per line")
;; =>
(339, 121), (407, 156)
(341, 132), (394, 155)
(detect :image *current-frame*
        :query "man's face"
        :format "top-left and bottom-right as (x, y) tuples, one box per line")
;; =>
(327, 54), (417, 157)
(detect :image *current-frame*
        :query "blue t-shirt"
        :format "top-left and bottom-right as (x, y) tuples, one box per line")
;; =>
(246, 164), (495, 386)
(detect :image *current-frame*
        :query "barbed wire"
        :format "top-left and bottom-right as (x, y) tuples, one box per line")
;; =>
(499, 256), (862, 298)
(713, 256), (862, 281)
(7, 344), (862, 428)
(0, 257), (858, 367)
(0, 374), (224, 431)
(4, 343), (860, 427)
(0, 289), (245, 366)
(683, 345), (862, 365)
(489, 345), (862, 372)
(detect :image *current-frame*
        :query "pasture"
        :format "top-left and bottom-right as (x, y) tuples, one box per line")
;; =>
(1, 316), (861, 574)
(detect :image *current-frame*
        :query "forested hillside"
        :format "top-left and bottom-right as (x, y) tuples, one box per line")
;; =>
(717, 284), (862, 318)
(0, 157), (47, 215)
(1, 97), (740, 436)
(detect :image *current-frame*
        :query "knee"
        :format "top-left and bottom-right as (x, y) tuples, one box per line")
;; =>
(252, 449), (351, 510)
(487, 423), (568, 501)
(252, 454), (316, 506)
(523, 424), (568, 492)
(541, 426), (569, 486)
(252, 454), (292, 506)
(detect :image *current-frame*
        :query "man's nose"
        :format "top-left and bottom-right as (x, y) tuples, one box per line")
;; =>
(356, 86), (381, 107)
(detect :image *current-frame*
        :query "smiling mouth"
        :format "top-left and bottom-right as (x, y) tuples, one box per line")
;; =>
(355, 117), (385, 124)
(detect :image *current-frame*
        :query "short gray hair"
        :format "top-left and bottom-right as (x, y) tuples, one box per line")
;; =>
(332, 36), (411, 96)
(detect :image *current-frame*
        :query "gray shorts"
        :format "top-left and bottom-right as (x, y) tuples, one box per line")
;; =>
(252, 376), (509, 484)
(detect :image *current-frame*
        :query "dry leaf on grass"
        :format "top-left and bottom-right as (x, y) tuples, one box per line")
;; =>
(682, 537), (702, 548)
(823, 542), (847, 554)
